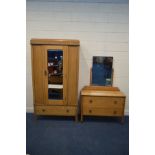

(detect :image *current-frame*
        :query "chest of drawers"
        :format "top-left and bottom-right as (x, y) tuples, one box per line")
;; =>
(80, 86), (126, 123)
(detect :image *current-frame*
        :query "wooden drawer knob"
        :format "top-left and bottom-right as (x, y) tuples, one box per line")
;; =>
(113, 110), (117, 114)
(89, 110), (92, 113)
(114, 101), (118, 104)
(66, 109), (70, 113)
(42, 109), (46, 112)
(89, 100), (93, 103)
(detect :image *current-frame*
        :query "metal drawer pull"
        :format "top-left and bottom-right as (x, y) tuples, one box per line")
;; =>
(89, 110), (92, 113)
(89, 100), (93, 103)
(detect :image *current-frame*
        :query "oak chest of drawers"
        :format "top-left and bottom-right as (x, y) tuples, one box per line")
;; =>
(80, 86), (126, 123)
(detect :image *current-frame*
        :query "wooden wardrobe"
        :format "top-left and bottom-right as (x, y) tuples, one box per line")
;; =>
(31, 39), (80, 121)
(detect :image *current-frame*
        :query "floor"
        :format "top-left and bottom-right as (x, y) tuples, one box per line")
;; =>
(26, 113), (129, 155)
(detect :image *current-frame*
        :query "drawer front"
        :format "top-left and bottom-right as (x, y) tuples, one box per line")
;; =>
(82, 96), (124, 108)
(35, 106), (76, 116)
(83, 107), (123, 116)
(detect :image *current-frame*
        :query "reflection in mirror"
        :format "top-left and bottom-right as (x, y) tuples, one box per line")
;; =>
(47, 50), (63, 100)
(92, 56), (113, 86)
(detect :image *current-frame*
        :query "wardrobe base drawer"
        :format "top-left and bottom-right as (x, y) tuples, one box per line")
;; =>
(34, 106), (76, 116)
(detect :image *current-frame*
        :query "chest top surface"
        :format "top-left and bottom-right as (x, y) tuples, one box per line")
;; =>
(81, 86), (125, 97)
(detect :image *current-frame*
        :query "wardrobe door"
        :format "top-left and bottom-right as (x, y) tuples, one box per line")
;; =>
(67, 46), (79, 105)
(32, 46), (44, 105)
(43, 46), (68, 105)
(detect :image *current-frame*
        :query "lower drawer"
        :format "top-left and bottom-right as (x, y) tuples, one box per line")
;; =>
(34, 106), (76, 116)
(83, 107), (123, 116)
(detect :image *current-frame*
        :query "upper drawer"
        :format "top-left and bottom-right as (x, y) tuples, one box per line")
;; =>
(82, 96), (125, 108)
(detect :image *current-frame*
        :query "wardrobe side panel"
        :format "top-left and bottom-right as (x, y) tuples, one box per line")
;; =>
(32, 45), (44, 105)
(68, 46), (79, 105)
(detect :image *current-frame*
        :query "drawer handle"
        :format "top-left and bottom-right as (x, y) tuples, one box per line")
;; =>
(66, 109), (69, 113)
(42, 109), (46, 112)
(113, 110), (117, 114)
(114, 101), (117, 104)
(89, 110), (92, 113)
(89, 100), (93, 103)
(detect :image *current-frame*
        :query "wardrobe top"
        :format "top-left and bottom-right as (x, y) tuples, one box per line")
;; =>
(31, 39), (80, 46)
